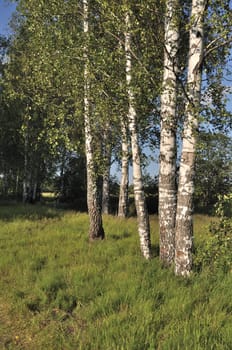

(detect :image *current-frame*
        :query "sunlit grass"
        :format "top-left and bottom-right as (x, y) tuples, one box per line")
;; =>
(0, 204), (231, 349)
(41, 191), (57, 198)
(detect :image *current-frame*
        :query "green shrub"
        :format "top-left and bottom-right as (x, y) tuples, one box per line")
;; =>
(194, 194), (232, 272)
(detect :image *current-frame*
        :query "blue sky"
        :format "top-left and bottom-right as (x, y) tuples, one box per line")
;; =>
(0, 0), (16, 35)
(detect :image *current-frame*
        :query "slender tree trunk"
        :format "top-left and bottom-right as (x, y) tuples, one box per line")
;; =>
(125, 13), (151, 259)
(102, 164), (110, 215)
(15, 171), (19, 197)
(159, 0), (180, 266)
(23, 127), (29, 203)
(83, 0), (104, 240)
(59, 151), (66, 199)
(30, 166), (39, 203)
(118, 120), (129, 217)
(32, 180), (37, 203)
(175, 0), (205, 276)
(102, 133), (111, 215)
(2, 170), (9, 197)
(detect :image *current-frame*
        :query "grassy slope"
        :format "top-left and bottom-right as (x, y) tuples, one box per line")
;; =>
(0, 204), (231, 349)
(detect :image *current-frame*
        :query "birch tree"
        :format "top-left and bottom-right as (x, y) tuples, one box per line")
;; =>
(159, 0), (180, 265)
(125, 12), (151, 259)
(83, 0), (104, 240)
(118, 119), (129, 217)
(3, 0), (84, 202)
(102, 125), (112, 215)
(175, 0), (206, 276)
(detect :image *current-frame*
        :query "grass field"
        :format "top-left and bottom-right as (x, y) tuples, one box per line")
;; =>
(0, 204), (231, 349)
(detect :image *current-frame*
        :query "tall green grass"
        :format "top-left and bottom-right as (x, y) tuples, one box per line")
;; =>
(0, 204), (231, 349)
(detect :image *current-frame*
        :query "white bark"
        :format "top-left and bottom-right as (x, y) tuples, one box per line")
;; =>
(125, 13), (151, 259)
(118, 120), (129, 217)
(102, 166), (110, 214)
(23, 125), (29, 203)
(102, 128), (111, 215)
(83, 0), (104, 240)
(159, 0), (179, 265)
(175, 0), (205, 276)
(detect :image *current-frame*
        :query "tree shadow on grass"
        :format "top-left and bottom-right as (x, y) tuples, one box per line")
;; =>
(0, 201), (64, 222)
(110, 231), (132, 240)
(151, 243), (159, 257)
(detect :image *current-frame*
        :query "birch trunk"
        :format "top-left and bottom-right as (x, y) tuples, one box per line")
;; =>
(32, 180), (37, 203)
(102, 166), (110, 215)
(83, 0), (104, 240)
(59, 151), (66, 199)
(175, 0), (205, 276)
(102, 129), (111, 215)
(159, 0), (179, 265)
(125, 13), (151, 259)
(118, 120), (129, 218)
(22, 127), (29, 203)
(15, 172), (19, 197)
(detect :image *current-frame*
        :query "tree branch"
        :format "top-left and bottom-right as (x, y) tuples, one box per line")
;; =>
(204, 36), (232, 60)
(105, 29), (157, 87)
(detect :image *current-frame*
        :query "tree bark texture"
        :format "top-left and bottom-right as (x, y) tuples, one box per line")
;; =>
(22, 119), (29, 203)
(118, 120), (129, 217)
(102, 165), (110, 215)
(102, 127), (111, 215)
(159, 0), (180, 265)
(175, 0), (205, 276)
(83, 0), (104, 240)
(125, 13), (151, 259)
